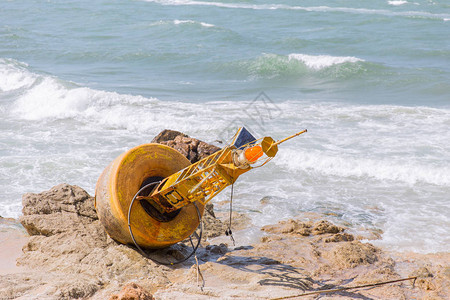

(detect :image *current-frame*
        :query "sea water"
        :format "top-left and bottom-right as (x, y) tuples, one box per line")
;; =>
(1, 0), (449, 253)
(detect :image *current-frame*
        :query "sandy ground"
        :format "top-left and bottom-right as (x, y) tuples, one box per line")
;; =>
(1, 208), (448, 300)
(0, 218), (28, 276)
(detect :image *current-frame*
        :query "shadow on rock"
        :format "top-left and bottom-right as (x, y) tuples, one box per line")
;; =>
(216, 253), (314, 292)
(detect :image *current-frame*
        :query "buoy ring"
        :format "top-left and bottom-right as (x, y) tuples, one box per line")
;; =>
(95, 143), (204, 249)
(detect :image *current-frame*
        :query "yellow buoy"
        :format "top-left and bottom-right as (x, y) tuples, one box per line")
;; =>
(95, 128), (307, 253)
(95, 143), (204, 249)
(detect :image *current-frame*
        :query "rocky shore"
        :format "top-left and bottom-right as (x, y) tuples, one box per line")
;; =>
(0, 131), (448, 299)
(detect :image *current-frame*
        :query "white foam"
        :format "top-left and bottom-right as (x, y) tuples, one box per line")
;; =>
(173, 19), (215, 27)
(388, 1), (408, 6)
(150, 19), (215, 27)
(2, 61), (450, 253)
(269, 101), (450, 187)
(288, 53), (364, 70)
(0, 58), (37, 92)
(277, 149), (450, 186)
(143, 0), (450, 20)
(9, 74), (157, 122)
(5, 65), (230, 137)
(146, 0), (284, 10)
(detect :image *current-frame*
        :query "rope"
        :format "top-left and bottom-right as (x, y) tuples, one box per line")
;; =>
(270, 277), (417, 299)
(127, 183), (203, 265)
(195, 254), (205, 290)
(225, 183), (235, 246)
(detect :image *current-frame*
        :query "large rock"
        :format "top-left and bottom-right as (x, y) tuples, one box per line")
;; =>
(20, 184), (97, 236)
(152, 129), (220, 163)
(109, 283), (155, 300)
(15, 184), (165, 299)
(21, 183), (96, 218)
(328, 241), (380, 269)
(261, 219), (345, 238)
(13, 183), (230, 299)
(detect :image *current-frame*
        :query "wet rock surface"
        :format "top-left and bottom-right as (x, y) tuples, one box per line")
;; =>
(261, 219), (344, 237)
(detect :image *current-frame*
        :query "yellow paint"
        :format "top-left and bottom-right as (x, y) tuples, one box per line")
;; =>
(95, 144), (204, 249)
(95, 129), (306, 249)
(147, 128), (307, 216)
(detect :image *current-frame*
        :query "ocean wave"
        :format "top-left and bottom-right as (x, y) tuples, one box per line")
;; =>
(276, 149), (450, 186)
(10, 79), (158, 121)
(150, 19), (215, 27)
(232, 53), (367, 80)
(143, 0), (450, 21)
(1, 61), (449, 254)
(0, 58), (37, 92)
(388, 1), (408, 6)
(144, 0), (283, 10)
(173, 19), (215, 27)
(271, 101), (450, 186)
(288, 54), (364, 70)
(1, 60), (156, 121)
(1, 59), (230, 135)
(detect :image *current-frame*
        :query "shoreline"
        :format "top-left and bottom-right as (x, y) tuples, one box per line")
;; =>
(1, 132), (447, 299)
(1, 208), (448, 299)
(2, 214), (449, 257)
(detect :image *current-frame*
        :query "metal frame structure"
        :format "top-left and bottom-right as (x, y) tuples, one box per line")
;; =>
(136, 128), (307, 215)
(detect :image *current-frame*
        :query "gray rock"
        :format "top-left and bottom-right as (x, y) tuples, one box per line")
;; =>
(152, 129), (220, 163)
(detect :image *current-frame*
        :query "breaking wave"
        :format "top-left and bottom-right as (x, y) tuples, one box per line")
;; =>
(277, 149), (450, 186)
(287, 54), (364, 70)
(0, 58), (37, 92)
(2, 59), (450, 254)
(388, 1), (408, 6)
(143, 0), (450, 21)
(173, 19), (215, 27)
(0, 58), (229, 135)
(229, 53), (367, 80)
(150, 19), (215, 27)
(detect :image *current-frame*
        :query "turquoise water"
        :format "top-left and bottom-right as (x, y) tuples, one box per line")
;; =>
(1, 0), (449, 253)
